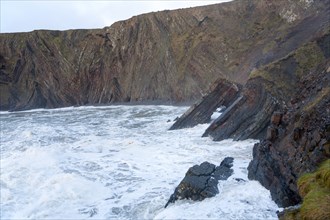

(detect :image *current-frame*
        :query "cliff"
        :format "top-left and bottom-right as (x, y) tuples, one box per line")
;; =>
(1, 0), (329, 212)
(0, 0), (328, 110)
(169, 0), (329, 208)
(247, 56), (330, 207)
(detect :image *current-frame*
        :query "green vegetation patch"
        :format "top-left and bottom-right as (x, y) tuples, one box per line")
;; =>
(294, 42), (325, 77)
(280, 207), (301, 220)
(296, 160), (330, 220)
(300, 187), (330, 220)
(263, 40), (277, 54)
(249, 59), (296, 102)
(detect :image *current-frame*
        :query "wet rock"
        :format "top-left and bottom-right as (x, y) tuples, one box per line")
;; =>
(312, 130), (321, 143)
(234, 178), (246, 182)
(203, 80), (279, 141)
(169, 79), (241, 130)
(248, 140), (302, 207)
(293, 127), (302, 141)
(165, 157), (234, 208)
(277, 204), (301, 220)
(214, 157), (234, 180)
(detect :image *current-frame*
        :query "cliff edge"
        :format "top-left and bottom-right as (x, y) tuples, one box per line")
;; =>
(0, 0), (327, 110)
(170, 0), (329, 208)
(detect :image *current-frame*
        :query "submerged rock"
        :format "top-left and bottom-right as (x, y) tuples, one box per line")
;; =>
(165, 157), (233, 208)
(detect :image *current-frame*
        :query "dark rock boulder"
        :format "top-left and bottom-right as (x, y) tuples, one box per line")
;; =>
(165, 157), (233, 208)
(214, 157), (234, 180)
(169, 79), (241, 130)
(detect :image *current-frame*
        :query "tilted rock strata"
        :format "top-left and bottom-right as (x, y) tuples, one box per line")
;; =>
(248, 60), (330, 207)
(169, 18), (329, 207)
(169, 78), (241, 130)
(246, 32), (330, 207)
(168, 0), (329, 131)
(0, 0), (328, 110)
(202, 79), (278, 141)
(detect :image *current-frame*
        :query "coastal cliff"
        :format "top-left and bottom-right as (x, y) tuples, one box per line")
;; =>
(169, 0), (329, 209)
(0, 0), (327, 110)
(172, 33), (329, 208)
(1, 0), (329, 214)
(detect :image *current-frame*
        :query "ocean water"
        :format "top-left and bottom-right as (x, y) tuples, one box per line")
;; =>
(0, 105), (279, 219)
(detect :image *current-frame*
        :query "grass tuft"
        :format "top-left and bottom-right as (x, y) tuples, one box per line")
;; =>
(298, 173), (316, 197)
(300, 187), (330, 220)
(294, 159), (330, 220)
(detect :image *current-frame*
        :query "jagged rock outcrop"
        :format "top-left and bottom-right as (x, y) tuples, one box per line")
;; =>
(169, 9), (329, 207)
(165, 157), (233, 208)
(0, 0), (328, 110)
(248, 60), (330, 207)
(169, 78), (241, 130)
(202, 79), (278, 140)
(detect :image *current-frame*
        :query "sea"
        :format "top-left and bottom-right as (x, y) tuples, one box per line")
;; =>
(0, 105), (279, 219)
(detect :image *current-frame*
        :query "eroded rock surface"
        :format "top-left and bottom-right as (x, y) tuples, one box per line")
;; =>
(169, 79), (241, 130)
(165, 157), (233, 208)
(168, 23), (329, 208)
(202, 80), (278, 141)
(248, 60), (330, 207)
(0, 0), (328, 110)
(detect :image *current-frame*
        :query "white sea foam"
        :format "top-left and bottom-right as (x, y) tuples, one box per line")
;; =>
(0, 105), (279, 219)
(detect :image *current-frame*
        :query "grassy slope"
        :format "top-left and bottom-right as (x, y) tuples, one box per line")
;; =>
(281, 160), (330, 220)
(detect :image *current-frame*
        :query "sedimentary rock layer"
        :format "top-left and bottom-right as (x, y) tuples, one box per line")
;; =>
(169, 20), (330, 207)
(0, 0), (328, 110)
(169, 78), (241, 130)
(248, 60), (330, 207)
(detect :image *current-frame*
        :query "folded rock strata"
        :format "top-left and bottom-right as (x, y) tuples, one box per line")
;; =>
(0, 0), (328, 110)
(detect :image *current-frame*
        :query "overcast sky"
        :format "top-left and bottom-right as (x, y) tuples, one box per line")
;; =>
(1, 0), (231, 33)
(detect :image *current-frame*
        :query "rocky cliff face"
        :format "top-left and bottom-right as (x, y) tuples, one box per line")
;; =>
(1, 0), (329, 210)
(0, 0), (328, 110)
(169, 0), (329, 208)
(248, 58), (330, 207)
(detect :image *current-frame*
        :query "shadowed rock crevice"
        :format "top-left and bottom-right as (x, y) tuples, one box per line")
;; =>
(165, 157), (233, 208)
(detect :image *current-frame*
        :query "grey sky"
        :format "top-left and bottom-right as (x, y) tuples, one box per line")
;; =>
(1, 0), (231, 33)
